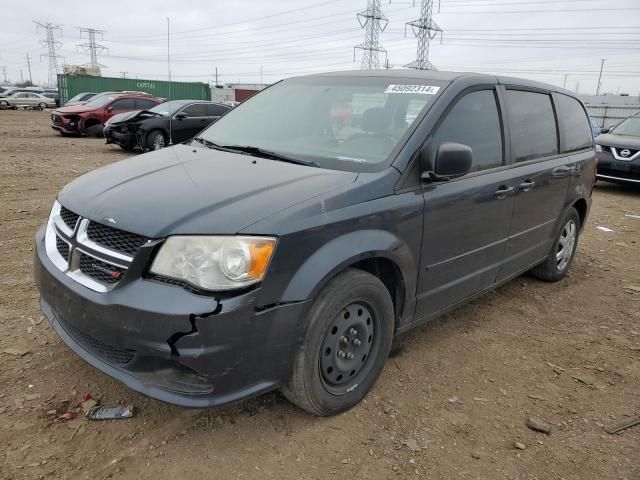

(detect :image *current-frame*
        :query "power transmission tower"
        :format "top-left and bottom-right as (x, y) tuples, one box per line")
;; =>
(34, 21), (64, 87)
(354, 0), (388, 70)
(405, 0), (442, 70)
(77, 27), (108, 69)
(596, 58), (606, 96)
(25, 54), (33, 84)
(0, 66), (7, 84)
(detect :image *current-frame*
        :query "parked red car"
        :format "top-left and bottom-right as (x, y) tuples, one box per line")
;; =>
(51, 93), (162, 137)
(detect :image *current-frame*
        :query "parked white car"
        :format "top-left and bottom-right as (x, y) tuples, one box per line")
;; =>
(0, 92), (56, 109)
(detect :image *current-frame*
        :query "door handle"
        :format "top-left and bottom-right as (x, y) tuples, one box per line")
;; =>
(552, 166), (571, 177)
(495, 185), (514, 199)
(518, 179), (536, 192)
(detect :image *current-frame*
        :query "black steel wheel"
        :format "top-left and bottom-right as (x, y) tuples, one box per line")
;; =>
(283, 268), (394, 416)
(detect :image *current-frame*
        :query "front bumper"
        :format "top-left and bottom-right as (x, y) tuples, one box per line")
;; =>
(597, 151), (640, 184)
(51, 114), (80, 135)
(34, 226), (308, 407)
(104, 126), (136, 147)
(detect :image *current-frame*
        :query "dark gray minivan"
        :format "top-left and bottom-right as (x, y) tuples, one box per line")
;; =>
(34, 70), (596, 416)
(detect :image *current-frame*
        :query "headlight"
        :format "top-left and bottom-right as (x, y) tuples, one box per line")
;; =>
(595, 144), (602, 153)
(149, 236), (276, 291)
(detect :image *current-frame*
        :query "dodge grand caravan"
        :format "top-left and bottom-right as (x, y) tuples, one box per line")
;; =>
(34, 71), (596, 416)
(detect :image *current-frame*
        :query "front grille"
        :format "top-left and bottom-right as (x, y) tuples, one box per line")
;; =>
(86, 221), (150, 256)
(56, 235), (70, 261)
(67, 325), (135, 365)
(615, 147), (639, 159)
(79, 254), (125, 284)
(59, 206), (79, 230)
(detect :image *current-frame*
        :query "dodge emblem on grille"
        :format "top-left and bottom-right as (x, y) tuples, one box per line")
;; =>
(103, 216), (117, 224)
(620, 149), (631, 157)
(91, 263), (121, 279)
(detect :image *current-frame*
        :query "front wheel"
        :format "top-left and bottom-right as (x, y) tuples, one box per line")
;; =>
(282, 269), (394, 416)
(0, 100), (8, 107)
(147, 130), (167, 150)
(38, 102), (47, 110)
(530, 207), (581, 282)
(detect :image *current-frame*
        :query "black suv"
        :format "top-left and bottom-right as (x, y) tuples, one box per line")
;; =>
(34, 71), (596, 416)
(595, 112), (640, 185)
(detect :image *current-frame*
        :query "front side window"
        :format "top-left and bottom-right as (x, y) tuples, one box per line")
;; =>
(180, 104), (208, 117)
(208, 104), (230, 116)
(196, 77), (445, 172)
(431, 89), (503, 172)
(556, 94), (592, 151)
(506, 90), (558, 162)
(110, 98), (136, 110)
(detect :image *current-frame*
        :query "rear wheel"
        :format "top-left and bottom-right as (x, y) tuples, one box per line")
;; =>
(147, 130), (167, 150)
(38, 102), (47, 110)
(530, 207), (580, 282)
(282, 269), (394, 416)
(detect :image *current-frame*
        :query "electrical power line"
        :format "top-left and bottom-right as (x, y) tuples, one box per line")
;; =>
(34, 21), (63, 87)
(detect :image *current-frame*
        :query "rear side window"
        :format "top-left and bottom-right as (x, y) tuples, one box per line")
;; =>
(556, 94), (593, 152)
(506, 90), (558, 162)
(208, 104), (230, 116)
(431, 89), (503, 172)
(181, 104), (208, 117)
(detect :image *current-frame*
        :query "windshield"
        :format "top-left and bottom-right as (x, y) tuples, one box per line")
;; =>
(196, 76), (444, 172)
(68, 93), (91, 103)
(148, 101), (187, 116)
(612, 116), (640, 137)
(83, 94), (118, 108)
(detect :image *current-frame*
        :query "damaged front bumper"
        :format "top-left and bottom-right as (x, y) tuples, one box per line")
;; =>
(104, 124), (136, 148)
(33, 227), (309, 408)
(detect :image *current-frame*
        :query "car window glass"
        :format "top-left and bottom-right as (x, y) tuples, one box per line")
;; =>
(431, 90), (503, 172)
(110, 98), (136, 110)
(506, 90), (558, 162)
(208, 104), (230, 116)
(16, 93), (28, 98)
(180, 104), (208, 117)
(556, 94), (592, 152)
(135, 99), (157, 110)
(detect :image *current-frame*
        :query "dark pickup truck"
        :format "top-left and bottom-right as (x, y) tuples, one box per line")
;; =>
(35, 70), (596, 416)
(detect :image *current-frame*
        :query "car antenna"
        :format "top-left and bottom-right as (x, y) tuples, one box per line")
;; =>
(167, 16), (173, 146)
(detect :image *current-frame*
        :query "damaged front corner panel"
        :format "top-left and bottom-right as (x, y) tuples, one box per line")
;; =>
(166, 299), (223, 356)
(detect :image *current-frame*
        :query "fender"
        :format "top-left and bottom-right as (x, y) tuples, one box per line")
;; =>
(280, 229), (418, 326)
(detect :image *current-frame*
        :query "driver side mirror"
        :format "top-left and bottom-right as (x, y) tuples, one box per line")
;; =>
(421, 142), (473, 182)
(175, 112), (187, 120)
(106, 106), (113, 112)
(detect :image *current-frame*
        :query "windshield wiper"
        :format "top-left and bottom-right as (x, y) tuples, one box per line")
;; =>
(191, 139), (319, 167)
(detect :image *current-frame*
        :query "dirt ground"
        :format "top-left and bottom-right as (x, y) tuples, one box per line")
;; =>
(1, 109), (639, 480)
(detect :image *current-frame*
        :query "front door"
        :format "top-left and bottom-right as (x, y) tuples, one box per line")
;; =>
(415, 88), (518, 320)
(496, 89), (571, 280)
(172, 103), (210, 143)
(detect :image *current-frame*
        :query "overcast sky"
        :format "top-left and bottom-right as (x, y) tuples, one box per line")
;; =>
(1, 0), (639, 95)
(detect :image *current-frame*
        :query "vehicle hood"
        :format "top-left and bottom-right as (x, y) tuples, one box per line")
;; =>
(595, 133), (640, 149)
(58, 144), (358, 238)
(64, 101), (87, 107)
(108, 109), (162, 125)
(54, 104), (96, 115)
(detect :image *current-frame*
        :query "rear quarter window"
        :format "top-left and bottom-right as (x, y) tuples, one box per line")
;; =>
(556, 94), (593, 152)
(506, 90), (558, 162)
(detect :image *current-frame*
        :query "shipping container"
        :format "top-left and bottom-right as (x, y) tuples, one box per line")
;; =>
(57, 74), (210, 106)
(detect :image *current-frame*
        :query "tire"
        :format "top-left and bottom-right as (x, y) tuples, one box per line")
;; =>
(84, 123), (104, 138)
(530, 207), (581, 282)
(0, 100), (8, 107)
(38, 102), (47, 110)
(282, 268), (394, 416)
(147, 130), (167, 150)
